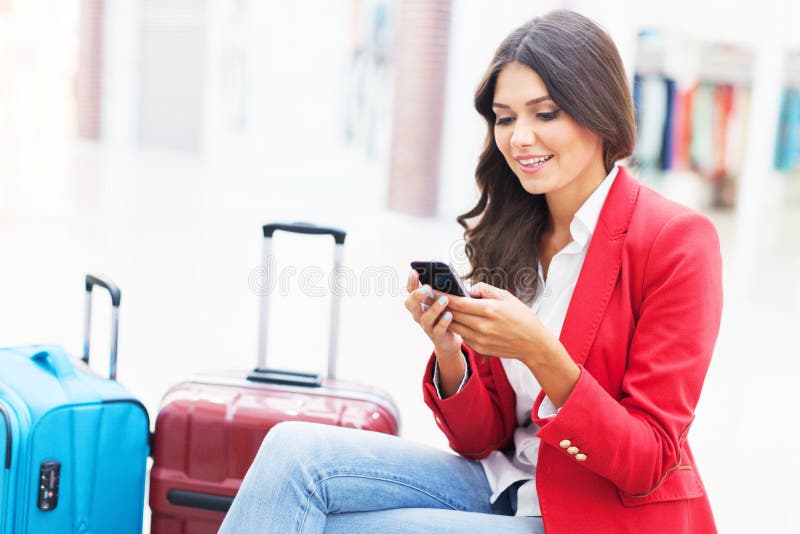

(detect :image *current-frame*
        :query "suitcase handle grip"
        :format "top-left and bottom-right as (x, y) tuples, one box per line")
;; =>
(82, 274), (121, 381)
(31, 349), (76, 379)
(262, 222), (347, 244)
(85, 274), (121, 307)
(247, 368), (323, 387)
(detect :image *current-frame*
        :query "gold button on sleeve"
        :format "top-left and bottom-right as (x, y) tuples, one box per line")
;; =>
(567, 446), (579, 455)
(575, 453), (587, 461)
(559, 440), (571, 449)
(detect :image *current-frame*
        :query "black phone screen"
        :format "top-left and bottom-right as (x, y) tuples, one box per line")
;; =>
(410, 261), (468, 297)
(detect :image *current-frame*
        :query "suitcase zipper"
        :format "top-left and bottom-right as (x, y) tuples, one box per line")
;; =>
(0, 382), (33, 530)
(0, 401), (11, 532)
(0, 402), (11, 469)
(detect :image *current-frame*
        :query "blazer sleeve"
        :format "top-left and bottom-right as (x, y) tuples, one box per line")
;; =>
(531, 211), (723, 496)
(422, 344), (517, 458)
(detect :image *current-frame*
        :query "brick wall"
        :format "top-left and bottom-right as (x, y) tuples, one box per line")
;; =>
(387, 0), (452, 217)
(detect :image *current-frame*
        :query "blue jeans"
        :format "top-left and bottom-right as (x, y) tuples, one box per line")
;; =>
(219, 421), (544, 533)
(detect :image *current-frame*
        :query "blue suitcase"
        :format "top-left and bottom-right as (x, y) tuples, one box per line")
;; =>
(0, 275), (150, 534)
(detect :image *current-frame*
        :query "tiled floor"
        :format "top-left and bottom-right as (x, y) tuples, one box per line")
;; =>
(1, 138), (799, 533)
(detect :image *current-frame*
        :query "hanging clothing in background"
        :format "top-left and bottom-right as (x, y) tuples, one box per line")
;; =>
(690, 83), (739, 181)
(789, 88), (800, 171)
(711, 85), (735, 181)
(669, 83), (692, 170)
(660, 78), (676, 170)
(686, 83), (744, 207)
(724, 86), (750, 179)
(633, 72), (760, 195)
(668, 85), (684, 169)
(632, 74), (668, 172)
(690, 83), (716, 177)
(670, 85), (689, 170)
(775, 88), (800, 172)
(774, 89), (789, 170)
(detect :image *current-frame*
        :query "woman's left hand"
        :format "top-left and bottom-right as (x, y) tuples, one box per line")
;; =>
(444, 282), (554, 364)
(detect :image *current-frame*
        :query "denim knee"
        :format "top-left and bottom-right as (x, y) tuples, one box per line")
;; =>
(261, 421), (325, 455)
(255, 421), (329, 480)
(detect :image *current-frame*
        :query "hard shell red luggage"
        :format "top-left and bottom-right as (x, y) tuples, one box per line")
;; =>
(149, 223), (401, 534)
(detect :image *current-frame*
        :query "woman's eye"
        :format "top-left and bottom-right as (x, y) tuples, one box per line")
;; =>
(495, 117), (514, 126)
(537, 110), (561, 121)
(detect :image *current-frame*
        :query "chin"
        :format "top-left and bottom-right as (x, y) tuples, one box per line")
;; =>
(517, 176), (550, 196)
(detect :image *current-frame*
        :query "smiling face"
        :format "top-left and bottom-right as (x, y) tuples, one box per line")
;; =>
(492, 61), (606, 199)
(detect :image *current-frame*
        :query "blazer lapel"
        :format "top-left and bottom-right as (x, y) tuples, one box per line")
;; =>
(558, 167), (640, 367)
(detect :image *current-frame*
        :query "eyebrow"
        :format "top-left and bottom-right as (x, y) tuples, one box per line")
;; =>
(491, 96), (553, 109)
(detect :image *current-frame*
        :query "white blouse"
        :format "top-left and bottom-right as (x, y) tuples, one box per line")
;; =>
(433, 165), (618, 516)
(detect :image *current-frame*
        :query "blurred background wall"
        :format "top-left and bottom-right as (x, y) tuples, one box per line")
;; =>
(1, 1), (798, 532)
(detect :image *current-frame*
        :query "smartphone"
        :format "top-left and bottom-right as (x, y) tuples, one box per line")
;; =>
(410, 261), (470, 297)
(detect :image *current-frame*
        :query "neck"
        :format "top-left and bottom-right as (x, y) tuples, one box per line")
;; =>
(544, 162), (607, 236)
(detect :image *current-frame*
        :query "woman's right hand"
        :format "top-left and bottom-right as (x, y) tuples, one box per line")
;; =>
(404, 269), (463, 359)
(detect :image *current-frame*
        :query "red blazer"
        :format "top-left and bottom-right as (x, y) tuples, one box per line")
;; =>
(423, 167), (722, 534)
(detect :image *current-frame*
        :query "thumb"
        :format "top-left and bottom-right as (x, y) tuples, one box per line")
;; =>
(406, 269), (419, 294)
(468, 282), (509, 300)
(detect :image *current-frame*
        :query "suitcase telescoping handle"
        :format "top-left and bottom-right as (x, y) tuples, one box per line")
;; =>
(82, 274), (121, 380)
(250, 222), (346, 387)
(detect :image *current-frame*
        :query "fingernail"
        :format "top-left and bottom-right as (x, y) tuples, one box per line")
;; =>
(444, 312), (452, 321)
(438, 296), (447, 305)
(420, 287), (429, 295)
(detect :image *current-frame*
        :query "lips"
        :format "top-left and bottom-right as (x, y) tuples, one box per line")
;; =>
(516, 155), (554, 173)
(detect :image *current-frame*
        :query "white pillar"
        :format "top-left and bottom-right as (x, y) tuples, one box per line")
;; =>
(731, 0), (786, 302)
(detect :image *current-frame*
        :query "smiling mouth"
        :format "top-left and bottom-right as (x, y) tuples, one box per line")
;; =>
(518, 155), (553, 171)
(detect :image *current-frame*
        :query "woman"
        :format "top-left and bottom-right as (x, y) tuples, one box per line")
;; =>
(220, 10), (721, 533)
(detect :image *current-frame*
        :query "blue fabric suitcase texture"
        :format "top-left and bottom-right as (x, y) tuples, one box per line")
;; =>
(0, 275), (149, 534)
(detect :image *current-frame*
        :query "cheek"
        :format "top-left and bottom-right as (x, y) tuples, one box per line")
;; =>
(542, 126), (574, 154)
(549, 123), (597, 157)
(495, 128), (514, 154)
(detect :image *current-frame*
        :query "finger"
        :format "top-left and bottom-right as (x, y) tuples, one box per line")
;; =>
(467, 282), (508, 300)
(432, 309), (453, 338)
(404, 283), (428, 309)
(403, 285), (425, 313)
(420, 293), (450, 334)
(405, 285), (436, 320)
(421, 286), (437, 307)
(404, 294), (424, 322)
(445, 293), (488, 315)
(406, 269), (419, 294)
(448, 319), (482, 348)
(415, 285), (436, 303)
(448, 309), (483, 330)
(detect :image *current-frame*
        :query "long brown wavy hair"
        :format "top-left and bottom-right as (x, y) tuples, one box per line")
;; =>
(457, 10), (636, 304)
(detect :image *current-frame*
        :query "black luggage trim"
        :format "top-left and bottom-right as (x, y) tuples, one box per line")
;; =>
(247, 367), (323, 387)
(1, 403), (11, 469)
(167, 489), (234, 512)
(262, 222), (347, 244)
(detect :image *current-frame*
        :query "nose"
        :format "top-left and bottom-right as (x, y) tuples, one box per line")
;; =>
(509, 117), (535, 149)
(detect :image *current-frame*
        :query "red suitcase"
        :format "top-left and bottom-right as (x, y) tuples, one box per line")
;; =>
(149, 223), (401, 534)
